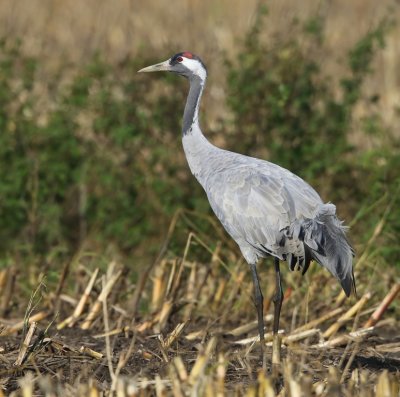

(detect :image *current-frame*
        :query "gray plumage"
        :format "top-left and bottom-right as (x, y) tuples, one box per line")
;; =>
(139, 52), (356, 361)
(183, 127), (354, 296)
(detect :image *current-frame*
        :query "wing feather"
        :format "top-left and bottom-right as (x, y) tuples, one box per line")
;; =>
(189, 146), (354, 294)
(205, 160), (322, 258)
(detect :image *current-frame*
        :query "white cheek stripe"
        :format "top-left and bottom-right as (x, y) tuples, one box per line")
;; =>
(181, 58), (207, 80)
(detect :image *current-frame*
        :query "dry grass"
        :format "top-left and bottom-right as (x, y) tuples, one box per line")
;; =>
(0, 212), (399, 396)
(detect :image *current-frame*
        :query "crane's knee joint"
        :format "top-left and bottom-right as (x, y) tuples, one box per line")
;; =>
(273, 290), (284, 304)
(254, 291), (263, 307)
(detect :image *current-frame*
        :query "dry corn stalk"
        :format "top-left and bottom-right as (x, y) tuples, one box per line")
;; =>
(157, 300), (174, 332)
(173, 356), (188, 382)
(220, 269), (246, 325)
(136, 299), (175, 334)
(79, 346), (104, 360)
(282, 328), (321, 344)
(183, 265), (210, 321)
(0, 268), (16, 318)
(234, 330), (284, 345)
(188, 337), (217, 385)
(212, 278), (227, 310)
(151, 260), (168, 312)
(364, 283), (400, 328)
(376, 370), (392, 397)
(226, 314), (273, 337)
(57, 268), (99, 329)
(168, 362), (185, 397)
(14, 321), (37, 366)
(316, 326), (375, 348)
(292, 307), (343, 333)
(216, 353), (226, 397)
(1, 311), (49, 336)
(374, 342), (400, 353)
(81, 268), (122, 330)
(155, 375), (167, 397)
(160, 321), (188, 350)
(185, 329), (206, 341)
(323, 292), (371, 338)
(17, 373), (35, 397)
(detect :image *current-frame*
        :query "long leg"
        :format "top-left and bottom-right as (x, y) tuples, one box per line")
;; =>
(249, 262), (266, 368)
(272, 257), (284, 369)
(273, 257), (284, 334)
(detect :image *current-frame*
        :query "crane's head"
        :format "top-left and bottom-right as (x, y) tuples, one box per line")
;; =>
(138, 52), (207, 81)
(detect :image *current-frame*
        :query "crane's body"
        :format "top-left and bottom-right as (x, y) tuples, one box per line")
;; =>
(184, 128), (353, 286)
(139, 52), (355, 367)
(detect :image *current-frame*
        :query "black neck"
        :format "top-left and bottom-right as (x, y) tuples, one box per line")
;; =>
(182, 75), (205, 135)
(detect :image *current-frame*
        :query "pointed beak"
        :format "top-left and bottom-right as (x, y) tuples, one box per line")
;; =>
(138, 60), (171, 73)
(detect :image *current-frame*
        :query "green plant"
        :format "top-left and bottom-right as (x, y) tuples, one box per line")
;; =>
(225, 11), (391, 184)
(0, 47), (208, 262)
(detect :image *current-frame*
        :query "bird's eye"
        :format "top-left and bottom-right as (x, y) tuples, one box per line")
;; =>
(177, 56), (183, 62)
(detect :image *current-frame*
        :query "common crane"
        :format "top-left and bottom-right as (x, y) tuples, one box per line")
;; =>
(138, 52), (355, 367)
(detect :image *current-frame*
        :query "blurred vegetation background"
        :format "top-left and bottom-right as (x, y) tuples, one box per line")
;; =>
(0, 0), (399, 280)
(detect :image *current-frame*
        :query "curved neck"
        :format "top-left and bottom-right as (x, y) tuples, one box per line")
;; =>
(183, 75), (205, 135)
